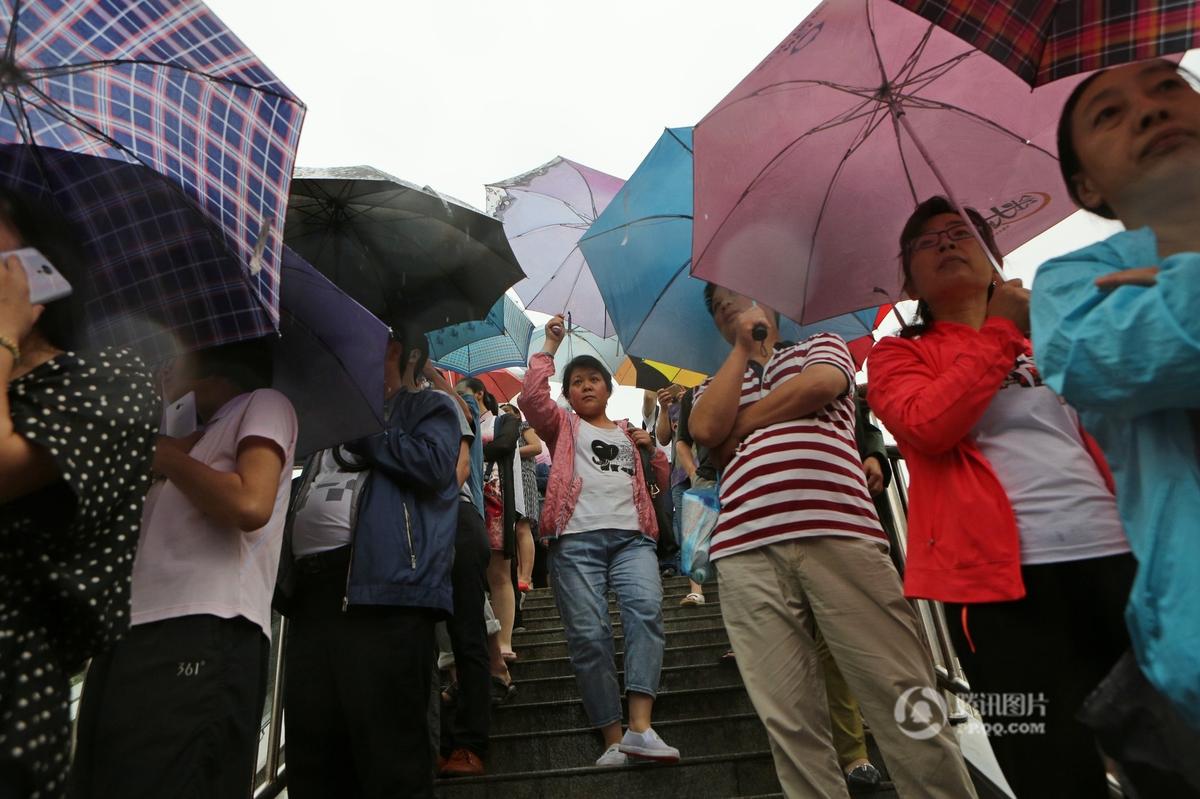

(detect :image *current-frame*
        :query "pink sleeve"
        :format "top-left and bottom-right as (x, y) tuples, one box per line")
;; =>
(237, 389), (299, 464)
(519, 352), (566, 445)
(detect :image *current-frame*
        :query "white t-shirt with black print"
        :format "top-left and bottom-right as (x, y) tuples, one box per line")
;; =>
(971, 353), (1130, 565)
(561, 420), (642, 536)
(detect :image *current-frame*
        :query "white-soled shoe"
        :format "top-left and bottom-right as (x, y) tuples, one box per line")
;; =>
(618, 727), (681, 763)
(595, 743), (628, 767)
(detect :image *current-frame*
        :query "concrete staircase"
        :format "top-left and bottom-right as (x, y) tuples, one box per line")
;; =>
(435, 575), (900, 799)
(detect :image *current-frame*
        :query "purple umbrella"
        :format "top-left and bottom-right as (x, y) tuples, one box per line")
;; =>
(276, 247), (388, 459)
(486, 157), (623, 337)
(0, 0), (305, 334)
(692, 0), (1091, 325)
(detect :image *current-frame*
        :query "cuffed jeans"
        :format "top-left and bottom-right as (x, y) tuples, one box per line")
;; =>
(548, 530), (665, 727)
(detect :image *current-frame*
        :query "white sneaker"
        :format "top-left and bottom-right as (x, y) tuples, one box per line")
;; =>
(679, 592), (705, 607)
(595, 743), (628, 767)
(618, 727), (681, 763)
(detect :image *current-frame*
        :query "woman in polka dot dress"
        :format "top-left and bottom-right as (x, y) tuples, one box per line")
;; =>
(0, 190), (157, 799)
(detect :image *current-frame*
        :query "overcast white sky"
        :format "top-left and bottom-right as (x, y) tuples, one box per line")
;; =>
(206, 1), (1166, 418)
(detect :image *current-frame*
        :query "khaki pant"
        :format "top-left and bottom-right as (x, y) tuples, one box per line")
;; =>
(717, 537), (976, 799)
(816, 626), (868, 770)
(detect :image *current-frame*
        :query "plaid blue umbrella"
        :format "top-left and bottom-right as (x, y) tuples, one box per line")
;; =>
(580, 127), (881, 375)
(0, 0), (305, 343)
(0, 144), (274, 360)
(428, 294), (534, 377)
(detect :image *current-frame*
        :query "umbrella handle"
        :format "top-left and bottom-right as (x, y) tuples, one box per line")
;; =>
(893, 109), (1008, 282)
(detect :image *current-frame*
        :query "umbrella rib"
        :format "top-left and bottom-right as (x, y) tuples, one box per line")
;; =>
(25, 58), (305, 106)
(665, 127), (694, 154)
(864, 0), (891, 89)
(3, 0), (22, 63)
(578, 213), (692, 243)
(563, 159), (603, 222)
(887, 98), (921, 206)
(508, 219), (591, 241)
(620, 255), (693, 351)
(801, 108), (894, 323)
(898, 94), (1060, 159)
(495, 185), (593, 225)
(893, 51), (975, 95)
(890, 23), (938, 88)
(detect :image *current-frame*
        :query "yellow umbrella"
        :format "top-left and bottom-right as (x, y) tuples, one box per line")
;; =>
(615, 356), (706, 391)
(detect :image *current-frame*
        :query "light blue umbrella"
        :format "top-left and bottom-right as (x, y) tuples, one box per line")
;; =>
(428, 294), (534, 376)
(579, 127), (880, 375)
(528, 317), (625, 378)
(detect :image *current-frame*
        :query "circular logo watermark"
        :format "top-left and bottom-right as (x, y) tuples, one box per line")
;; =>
(894, 686), (948, 740)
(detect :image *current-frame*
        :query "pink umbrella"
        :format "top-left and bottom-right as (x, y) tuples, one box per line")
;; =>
(486, 157), (623, 337)
(692, 0), (1092, 325)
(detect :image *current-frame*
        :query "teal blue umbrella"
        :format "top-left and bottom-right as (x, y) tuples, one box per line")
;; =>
(428, 294), (533, 376)
(580, 127), (881, 375)
(528, 317), (625, 377)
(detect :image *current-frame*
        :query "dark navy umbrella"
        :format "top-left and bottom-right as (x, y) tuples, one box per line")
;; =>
(275, 247), (388, 459)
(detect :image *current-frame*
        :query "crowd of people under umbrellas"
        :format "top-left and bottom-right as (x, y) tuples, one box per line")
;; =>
(3, 21), (1200, 799)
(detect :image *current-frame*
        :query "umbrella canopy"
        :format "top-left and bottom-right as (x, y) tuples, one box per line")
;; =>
(528, 324), (625, 378)
(275, 247), (389, 459)
(286, 166), (525, 333)
(0, 0), (305, 331)
(581, 126), (884, 375)
(615, 356), (706, 392)
(428, 294), (534, 376)
(444, 369), (524, 404)
(0, 145), (277, 361)
(893, 0), (1199, 87)
(486, 157), (622, 337)
(692, 0), (1090, 326)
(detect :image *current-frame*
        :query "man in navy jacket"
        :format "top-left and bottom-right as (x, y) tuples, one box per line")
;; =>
(277, 328), (461, 799)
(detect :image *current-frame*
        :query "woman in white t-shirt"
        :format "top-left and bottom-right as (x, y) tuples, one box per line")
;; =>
(519, 316), (679, 767)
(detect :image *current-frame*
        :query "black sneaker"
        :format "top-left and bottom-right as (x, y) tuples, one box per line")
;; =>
(846, 762), (882, 794)
(490, 676), (517, 706)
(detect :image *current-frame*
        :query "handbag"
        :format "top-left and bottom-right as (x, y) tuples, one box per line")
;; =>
(680, 482), (721, 582)
(639, 448), (679, 558)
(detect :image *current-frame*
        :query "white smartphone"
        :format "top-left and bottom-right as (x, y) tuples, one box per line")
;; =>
(160, 391), (198, 438)
(3, 247), (72, 305)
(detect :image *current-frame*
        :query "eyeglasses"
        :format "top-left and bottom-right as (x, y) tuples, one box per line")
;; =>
(908, 222), (975, 253)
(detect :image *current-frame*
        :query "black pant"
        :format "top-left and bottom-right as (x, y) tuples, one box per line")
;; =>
(283, 549), (437, 799)
(946, 554), (1134, 799)
(443, 503), (492, 757)
(69, 614), (269, 799)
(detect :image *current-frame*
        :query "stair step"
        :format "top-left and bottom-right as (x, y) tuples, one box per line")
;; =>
(521, 587), (721, 616)
(435, 751), (782, 799)
(520, 597), (721, 626)
(513, 610), (727, 644)
(520, 577), (714, 610)
(510, 641), (734, 680)
(492, 684), (754, 735)
(484, 712), (768, 774)
(510, 625), (730, 662)
(507, 661), (744, 705)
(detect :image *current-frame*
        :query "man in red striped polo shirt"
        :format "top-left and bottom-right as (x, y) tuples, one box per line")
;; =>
(690, 285), (976, 799)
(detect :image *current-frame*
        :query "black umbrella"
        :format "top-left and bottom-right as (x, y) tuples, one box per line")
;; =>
(285, 166), (525, 333)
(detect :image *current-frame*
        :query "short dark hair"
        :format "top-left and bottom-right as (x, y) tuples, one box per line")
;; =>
(1057, 70), (1115, 219)
(898, 196), (1002, 338)
(703, 281), (781, 326)
(391, 326), (430, 376)
(1057, 61), (1198, 220)
(192, 337), (274, 393)
(0, 187), (87, 350)
(561, 355), (612, 396)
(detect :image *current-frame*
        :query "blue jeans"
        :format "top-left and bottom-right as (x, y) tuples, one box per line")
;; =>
(548, 530), (665, 727)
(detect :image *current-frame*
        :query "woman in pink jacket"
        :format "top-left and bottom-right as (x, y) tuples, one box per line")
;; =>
(519, 315), (679, 767)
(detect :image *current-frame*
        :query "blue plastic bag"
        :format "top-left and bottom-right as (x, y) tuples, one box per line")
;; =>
(679, 483), (720, 583)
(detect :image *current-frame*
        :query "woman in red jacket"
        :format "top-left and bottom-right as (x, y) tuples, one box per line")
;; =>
(868, 196), (1134, 799)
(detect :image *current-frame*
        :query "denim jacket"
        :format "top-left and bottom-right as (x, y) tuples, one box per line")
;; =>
(276, 388), (461, 616)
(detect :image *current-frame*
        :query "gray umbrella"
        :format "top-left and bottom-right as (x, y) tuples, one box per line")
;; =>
(285, 166), (525, 333)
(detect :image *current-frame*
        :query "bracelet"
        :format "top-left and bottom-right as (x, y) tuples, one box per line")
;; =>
(0, 335), (18, 363)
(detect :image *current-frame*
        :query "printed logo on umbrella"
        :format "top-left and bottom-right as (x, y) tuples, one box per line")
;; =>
(983, 192), (1051, 233)
(758, 19), (824, 69)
